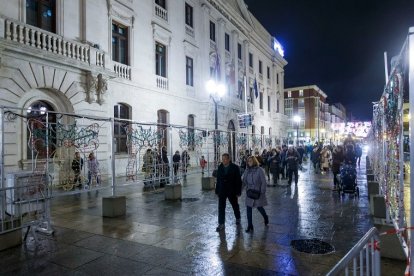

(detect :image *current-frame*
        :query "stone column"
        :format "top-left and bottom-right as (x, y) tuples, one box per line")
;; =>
(232, 30), (239, 100)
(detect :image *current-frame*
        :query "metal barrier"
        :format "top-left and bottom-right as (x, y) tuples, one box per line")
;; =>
(327, 227), (381, 276)
(0, 105), (289, 239)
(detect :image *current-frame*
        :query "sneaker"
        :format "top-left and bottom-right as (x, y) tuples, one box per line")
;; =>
(216, 224), (225, 232)
(236, 219), (241, 225)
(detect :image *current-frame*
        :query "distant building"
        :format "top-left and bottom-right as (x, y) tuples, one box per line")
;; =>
(284, 85), (347, 144)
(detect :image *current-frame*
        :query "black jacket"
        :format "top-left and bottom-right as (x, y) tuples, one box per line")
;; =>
(215, 162), (242, 197)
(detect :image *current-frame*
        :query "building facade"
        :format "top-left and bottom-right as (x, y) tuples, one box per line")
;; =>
(284, 85), (346, 145)
(0, 0), (287, 176)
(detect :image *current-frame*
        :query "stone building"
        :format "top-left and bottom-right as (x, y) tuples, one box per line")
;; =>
(0, 0), (287, 178)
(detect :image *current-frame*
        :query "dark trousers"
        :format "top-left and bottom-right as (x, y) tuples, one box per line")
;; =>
(288, 168), (299, 184)
(218, 194), (240, 225)
(247, 206), (268, 227)
(333, 172), (339, 186)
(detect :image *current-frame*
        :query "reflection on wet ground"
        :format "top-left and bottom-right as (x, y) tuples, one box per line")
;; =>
(0, 156), (406, 275)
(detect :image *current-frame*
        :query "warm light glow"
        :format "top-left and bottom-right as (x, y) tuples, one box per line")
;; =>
(293, 115), (301, 123)
(206, 79), (226, 97)
(408, 113), (411, 120)
(320, 129), (326, 133)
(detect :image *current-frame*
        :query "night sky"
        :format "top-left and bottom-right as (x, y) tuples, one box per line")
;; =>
(244, 0), (414, 120)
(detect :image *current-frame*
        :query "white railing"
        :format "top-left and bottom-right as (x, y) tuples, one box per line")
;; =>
(210, 40), (216, 50)
(113, 61), (131, 80)
(3, 18), (105, 68)
(327, 227), (381, 276)
(154, 4), (168, 21)
(185, 25), (194, 37)
(249, 67), (253, 74)
(156, 76), (168, 90)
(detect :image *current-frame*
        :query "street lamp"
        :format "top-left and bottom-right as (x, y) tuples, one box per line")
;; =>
(293, 115), (301, 146)
(206, 79), (226, 165)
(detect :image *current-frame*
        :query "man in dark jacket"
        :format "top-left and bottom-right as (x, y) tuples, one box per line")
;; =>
(215, 153), (242, 232)
(72, 152), (84, 188)
(286, 146), (300, 185)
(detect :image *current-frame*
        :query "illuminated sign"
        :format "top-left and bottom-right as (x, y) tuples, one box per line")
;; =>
(273, 41), (284, 57)
(331, 122), (371, 138)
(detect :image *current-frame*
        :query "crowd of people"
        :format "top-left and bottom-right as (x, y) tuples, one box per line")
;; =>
(214, 134), (364, 232)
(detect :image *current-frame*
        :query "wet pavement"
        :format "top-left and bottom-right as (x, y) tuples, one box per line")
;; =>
(0, 155), (406, 275)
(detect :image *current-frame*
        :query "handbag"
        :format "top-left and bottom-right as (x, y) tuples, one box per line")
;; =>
(246, 189), (261, 200)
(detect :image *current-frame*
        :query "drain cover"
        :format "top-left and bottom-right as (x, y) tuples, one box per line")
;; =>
(290, 239), (335, 254)
(181, 198), (200, 203)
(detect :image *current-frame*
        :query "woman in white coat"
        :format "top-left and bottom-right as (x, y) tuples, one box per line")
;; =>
(242, 156), (269, 233)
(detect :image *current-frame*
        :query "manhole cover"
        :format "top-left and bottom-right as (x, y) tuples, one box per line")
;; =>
(181, 198), (200, 203)
(290, 239), (335, 254)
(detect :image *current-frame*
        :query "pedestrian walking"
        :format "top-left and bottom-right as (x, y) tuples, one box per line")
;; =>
(200, 155), (207, 175)
(181, 150), (190, 178)
(268, 148), (281, 186)
(173, 150), (180, 181)
(71, 152), (84, 188)
(286, 146), (300, 185)
(311, 144), (321, 174)
(143, 148), (154, 186)
(332, 145), (344, 190)
(215, 153), (242, 232)
(355, 143), (362, 167)
(321, 146), (331, 173)
(87, 152), (100, 187)
(242, 156), (269, 233)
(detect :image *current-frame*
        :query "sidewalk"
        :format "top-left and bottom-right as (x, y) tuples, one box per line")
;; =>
(0, 157), (406, 275)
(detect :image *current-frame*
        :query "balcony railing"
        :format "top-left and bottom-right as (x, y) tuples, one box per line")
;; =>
(185, 25), (194, 37)
(3, 18), (105, 68)
(155, 4), (168, 21)
(156, 76), (168, 90)
(113, 61), (131, 80)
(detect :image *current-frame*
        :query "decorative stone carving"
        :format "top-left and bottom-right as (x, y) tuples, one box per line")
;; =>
(85, 72), (108, 105)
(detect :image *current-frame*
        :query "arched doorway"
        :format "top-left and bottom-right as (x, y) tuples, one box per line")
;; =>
(26, 100), (56, 159)
(227, 120), (236, 161)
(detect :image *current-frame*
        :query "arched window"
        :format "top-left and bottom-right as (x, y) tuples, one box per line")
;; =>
(188, 115), (195, 149)
(26, 101), (56, 159)
(114, 103), (130, 153)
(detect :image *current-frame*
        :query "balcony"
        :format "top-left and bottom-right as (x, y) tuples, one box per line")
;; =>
(185, 25), (194, 38)
(154, 4), (168, 21)
(2, 17), (105, 68)
(113, 61), (131, 80)
(156, 76), (168, 90)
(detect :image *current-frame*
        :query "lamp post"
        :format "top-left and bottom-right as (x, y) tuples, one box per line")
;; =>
(206, 79), (226, 166)
(293, 115), (301, 146)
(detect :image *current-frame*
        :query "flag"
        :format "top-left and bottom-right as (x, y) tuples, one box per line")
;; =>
(253, 76), (258, 98)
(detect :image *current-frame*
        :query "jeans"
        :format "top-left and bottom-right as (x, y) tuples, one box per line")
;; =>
(88, 171), (100, 185)
(246, 206), (268, 227)
(218, 194), (240, 225)
(333, 172), (339, 186)
(288, 168), (299, 184)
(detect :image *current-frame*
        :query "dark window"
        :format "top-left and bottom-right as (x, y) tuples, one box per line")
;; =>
(268, 95), (271, 112)
(155, 0), (166, 9)
(210, 21), (216, 42)
(185, 3), (193, 27)
(249, 53), (253, 68)
(276, 99), (279, 113)
(114, 104), (130, 153)
(259, 60), (262, 74)
(155, 42), (167, 77)
(267, 67), (270, 79)
(186, 56), (194, 86)
(112, 22), (128, 65)
(259, 92), (263, 109)
(26, 0), (56, 33)
(26, 101), (56, 159)
(252, 125), (255, 134)
(237, 43), (242, 60)
(237, 81), (243, 100)
(277, 73), (279, 84)
(225, 33), (230, 51)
